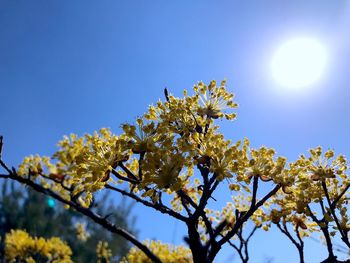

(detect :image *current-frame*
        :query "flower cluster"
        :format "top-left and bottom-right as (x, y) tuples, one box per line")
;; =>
(267, 147), (349, 240)
(96, 241), (112, 263)
(120, 240), (193, 263)
(5, 229), (72, 263)
(75, 222), (90, 242)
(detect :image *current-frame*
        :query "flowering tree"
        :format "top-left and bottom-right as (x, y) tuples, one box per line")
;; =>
(0, 80), (349, 262)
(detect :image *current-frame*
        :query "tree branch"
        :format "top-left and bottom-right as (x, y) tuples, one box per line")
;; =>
(119, 162), (140, 183)
(276, 222), (304, 263)
(105, 184), (187, 222)
(331, 184), (350, 208)
(209, 183), (281, 261)
(307, 205), (337, 261)
(111, 169), (139, 184)
(321, 181), (350, 248)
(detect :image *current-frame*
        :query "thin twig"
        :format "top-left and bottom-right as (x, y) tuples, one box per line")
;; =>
(322, 181), (350, 248)
(118, 163), (140, 182)
(111, 169), (139, 184)
(105, 184), (187, 222)
(209, 183), (281, 261)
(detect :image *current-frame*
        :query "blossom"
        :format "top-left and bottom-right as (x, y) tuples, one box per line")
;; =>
(96, 241), (112, 263)
(142, 152), (186, 191)
(5, 229), (72, 263)
(196, 80), (238, 120)
(120, 240), (193, 263)
(75, 223), (90, 242)
(122, 119), (158, 154)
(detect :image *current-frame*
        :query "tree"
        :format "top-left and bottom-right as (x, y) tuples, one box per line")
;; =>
(0, 181), (136, 262)
(0, 80), (349, 262)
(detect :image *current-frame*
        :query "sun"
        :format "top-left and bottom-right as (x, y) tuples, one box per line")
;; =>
(271, 37), (328, 89)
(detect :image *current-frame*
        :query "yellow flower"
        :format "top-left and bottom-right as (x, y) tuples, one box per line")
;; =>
(96, 241), (112, 263)
(5, 229), (72, 263)
(75, 223), (90, 242)
(122, 119), (158, 154)
(196, 80), (238, 120)
(120, 240), (192, 263)
(142, 152), (185, 191)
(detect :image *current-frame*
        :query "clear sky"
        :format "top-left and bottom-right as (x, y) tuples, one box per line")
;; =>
(1, 1), (350, 262)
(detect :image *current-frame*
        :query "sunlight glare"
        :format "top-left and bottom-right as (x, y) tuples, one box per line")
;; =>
(271, 38), (328, 89)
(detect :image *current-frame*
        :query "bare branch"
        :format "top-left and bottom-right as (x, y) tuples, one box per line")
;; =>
(250, 176), (259, 208)
(223, 225), (258, 263)
(0, 173), (10, 178)
(118, 162), (140, 183)
(276, 222), (300, 249)
(0, 135), (3, 159)
(0, 136), (12, 175)
(164, 87), (170, 102)
(322, 181), (350, 248)
(306, 205), (321, 224)
(111, 169), (139, 184)
(226, 238), (245, 262)
(209, 184), (281, 261)
(332, 184), (350, 208)
(276, 222), (304, 263)
(105, 184), (187, 222)
(138, 152), (145, 180)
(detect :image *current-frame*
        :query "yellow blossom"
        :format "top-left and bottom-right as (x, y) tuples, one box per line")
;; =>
(120, 240), (192, 263)
(5, 229), (72, 263)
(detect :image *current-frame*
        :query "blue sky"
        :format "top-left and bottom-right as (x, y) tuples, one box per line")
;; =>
(1, 1), (350, 262)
